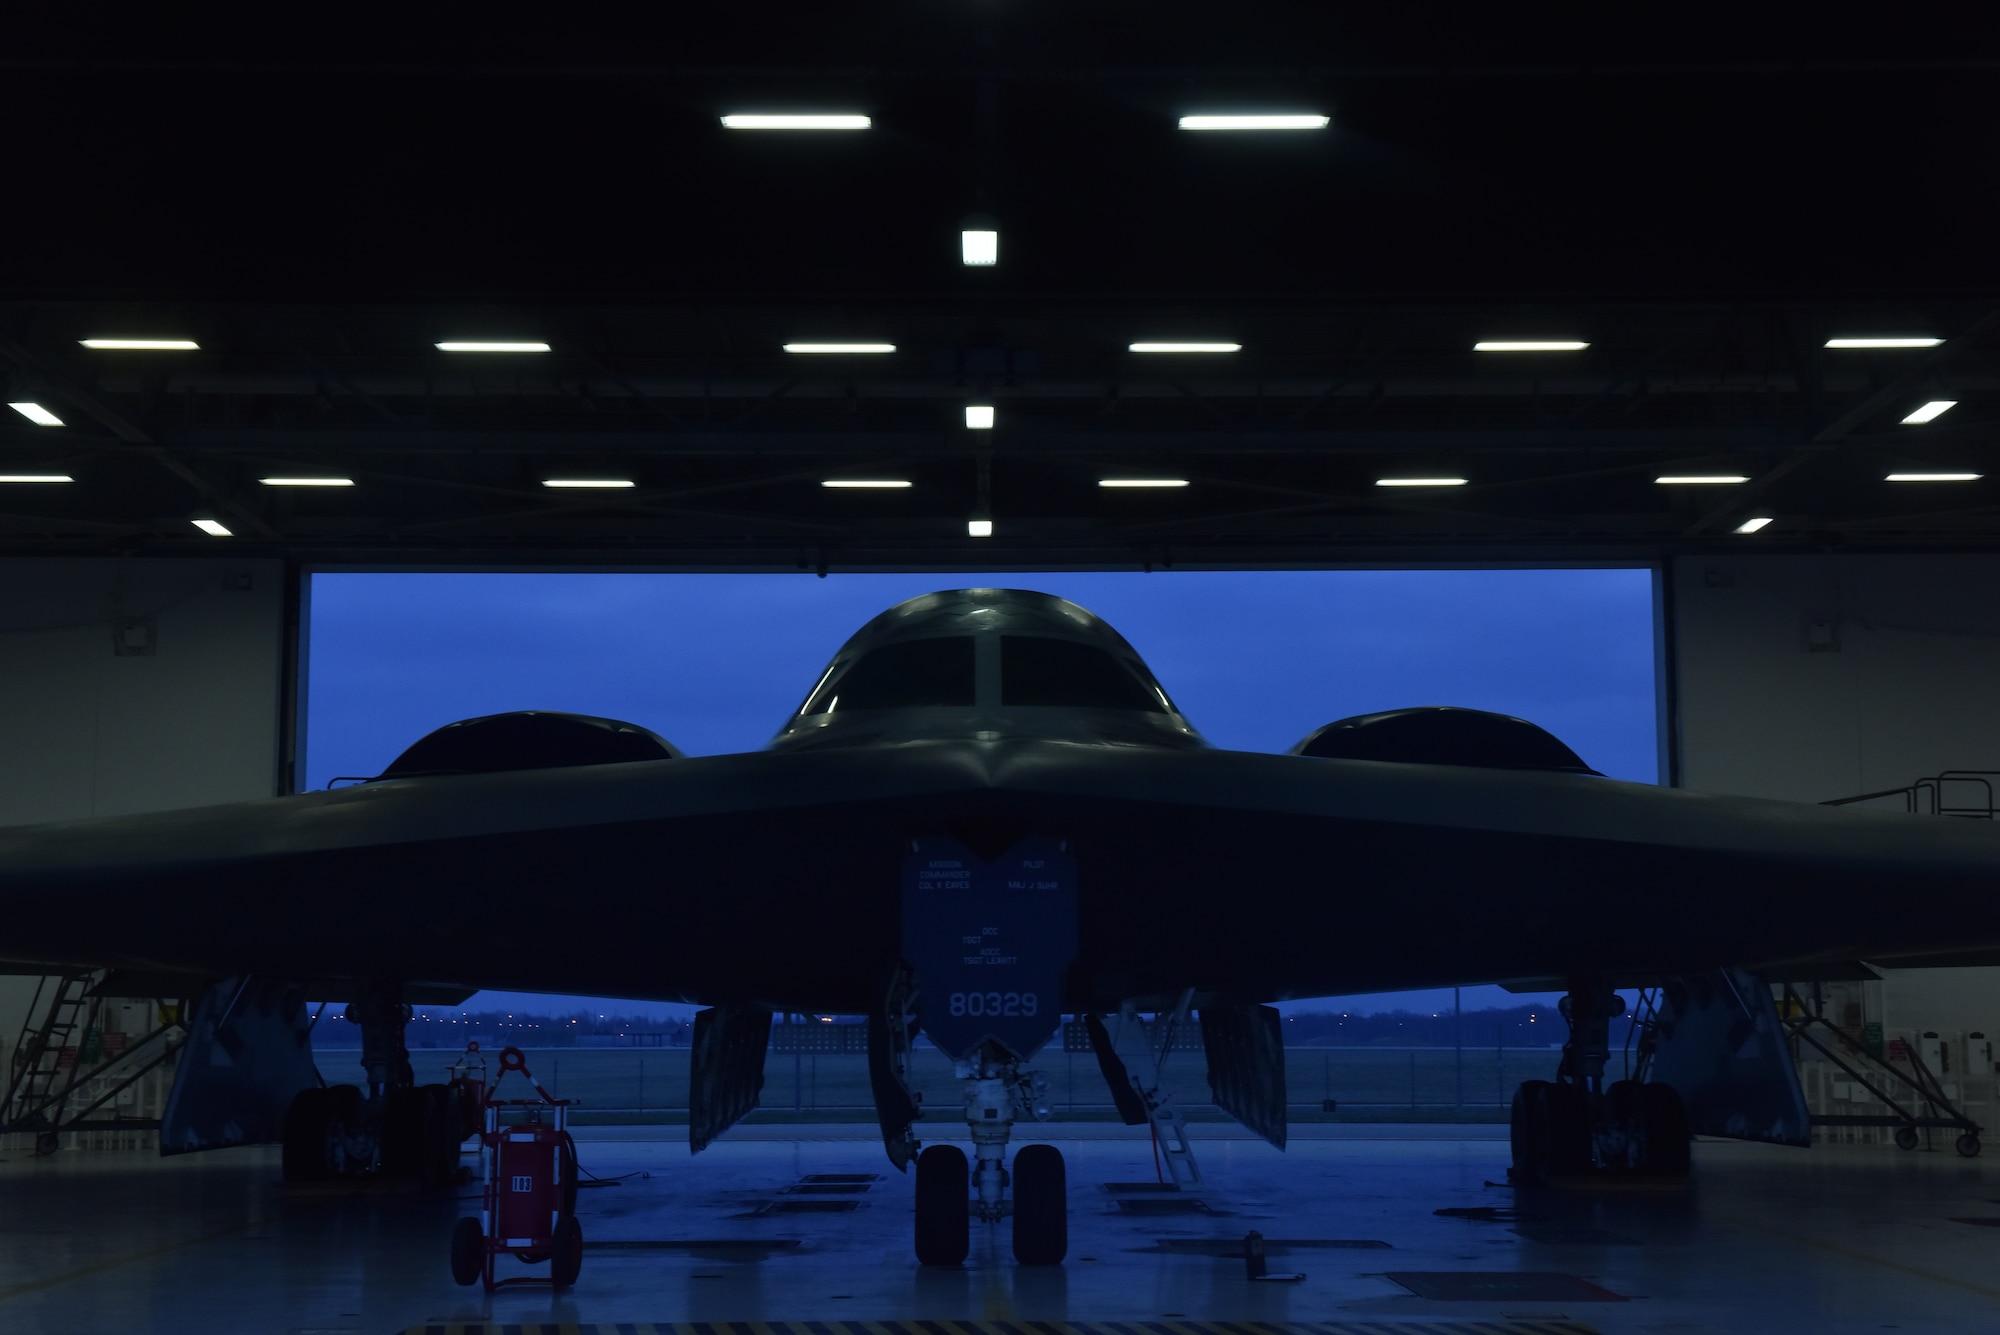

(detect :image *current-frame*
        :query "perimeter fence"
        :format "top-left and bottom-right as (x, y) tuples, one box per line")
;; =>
(315, 1041), (1566, 1125)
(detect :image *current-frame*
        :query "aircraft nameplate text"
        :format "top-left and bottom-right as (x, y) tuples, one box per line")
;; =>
(901, 834), (1077, 1062)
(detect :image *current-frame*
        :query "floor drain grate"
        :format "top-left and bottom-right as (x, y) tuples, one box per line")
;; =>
(760, 1199), (861, 1214)
(1116, 1197), (1212, 1215)
(584, 1239), (804, 1251)
(1511, 1225), (1641, 1245)
(1386, 1271), (1630, 1302)
(801, 1173), (880, 1184)
(1151, 1237), (1391, 1253)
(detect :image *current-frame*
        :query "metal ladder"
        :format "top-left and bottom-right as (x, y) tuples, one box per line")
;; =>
(3, 971), (101, 1147)
(1110, 991), (1204, 1188)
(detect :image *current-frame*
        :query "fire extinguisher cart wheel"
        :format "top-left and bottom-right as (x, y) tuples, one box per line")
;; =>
(448, 1045), (583, 1291)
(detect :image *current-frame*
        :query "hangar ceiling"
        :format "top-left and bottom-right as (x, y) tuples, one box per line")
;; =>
(2, 8), (1995, 566)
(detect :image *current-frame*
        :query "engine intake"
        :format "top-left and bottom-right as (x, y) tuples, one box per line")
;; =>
(378, 710), (681, 779)
(1290, 705), (1598, 775)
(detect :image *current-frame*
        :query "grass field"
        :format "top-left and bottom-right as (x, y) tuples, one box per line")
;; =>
(313, 1042), (1568, 1125)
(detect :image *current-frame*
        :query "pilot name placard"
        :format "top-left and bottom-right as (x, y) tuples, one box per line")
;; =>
(901, 833), (1077, 1062)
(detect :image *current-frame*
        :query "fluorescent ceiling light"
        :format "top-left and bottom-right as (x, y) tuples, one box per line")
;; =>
(1734, 516), (1774, 534)
(1099, 478), (1189, 488)
(191, 518), (232, 537)
(967, 518), (994, 537)
(1656, 475), (1749, 485)
(1901, 400), (1957, 424)
(1886, 472), (1981, 482)
(783, 343), (895, 354)
(541, 478), (635, 489)
(964, 405), (995, 429)
(435, 341), (551, 353)
(1129, 342), (1241, 353)
(822, 479), (912, 489)
(259, 477), (354, 487)
(1825, 337), (1942, 349)
(721, 114), (871, 130)
(8, 402), (63, 426)
(79, 338), (198, 350)
(1474, 340), (1589, 352)
(0, 474), (71, 483)
(1376, 477), (1467, 487)
(1178, 114), (1329, 131)
(961, 230), (998, 266)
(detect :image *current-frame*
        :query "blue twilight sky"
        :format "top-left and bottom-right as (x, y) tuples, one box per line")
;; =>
(305, 569), (1658, 1015)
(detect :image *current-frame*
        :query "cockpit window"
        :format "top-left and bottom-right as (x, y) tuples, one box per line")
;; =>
(801, 636), (976, 714)
(1000, 636), (1167, 712)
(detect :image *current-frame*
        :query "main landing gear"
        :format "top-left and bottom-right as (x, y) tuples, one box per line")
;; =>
(1509, 982), (1690, 1186)
(913, 1040), (1066, 1267)
(281, 985), (474, 1185)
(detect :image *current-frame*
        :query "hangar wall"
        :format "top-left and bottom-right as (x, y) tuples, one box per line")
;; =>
(1673, 553), (2000, 1037)
(0, 557), (287, 1059)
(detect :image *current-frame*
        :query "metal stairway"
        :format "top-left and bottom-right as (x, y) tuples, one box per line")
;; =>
(3, 972), (98, 1150)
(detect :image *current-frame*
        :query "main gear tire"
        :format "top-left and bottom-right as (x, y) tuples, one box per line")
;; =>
(380, 1085), (427, 1178)
(1639, 1081), (1692, 1177)
(281, 1088), (333, 1182)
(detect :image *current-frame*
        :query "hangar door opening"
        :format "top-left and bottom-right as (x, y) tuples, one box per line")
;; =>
(300, 568), (1660, 1116)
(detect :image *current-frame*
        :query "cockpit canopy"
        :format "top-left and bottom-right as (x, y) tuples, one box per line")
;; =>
(772, 589), (1203, 750)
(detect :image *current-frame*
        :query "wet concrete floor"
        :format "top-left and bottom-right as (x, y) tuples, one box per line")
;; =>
(2, 1123), (1996, 1334)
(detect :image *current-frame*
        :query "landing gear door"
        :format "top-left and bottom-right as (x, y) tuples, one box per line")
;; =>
(902, 834), (1077, 1063)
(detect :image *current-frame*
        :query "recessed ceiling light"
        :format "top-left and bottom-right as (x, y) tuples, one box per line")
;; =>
(541, 478), (634, 488)
(1886, 472), (1981, 482)
(1376, 477), (1467, 487)
(961, 230), (998, 266)
(259, 477), (354, 487)
(1178, 114), (1330, 130)
(1901, 400), (1957, 424)
(79, 338), (198, 350)
(721, 114), (871, 130)
(783, 343), (895, 354)
(1129, 342), (1241, 353)
(0, 474), (72, 483)
(822, 479), (912, 488)
(1825, 337), (1942, 349)
(1474, 341), (1589, 352)
(435, 342), (550, 353)
(1656, 475), (1750, 485)
(8, 402), (63, 426)
(965, 405), (995, 429)
(1098, 478), (1189, 488)
(967, 518), (994, 537)
(191, 518), (232, 537)
(1734, 516), (1774, 534)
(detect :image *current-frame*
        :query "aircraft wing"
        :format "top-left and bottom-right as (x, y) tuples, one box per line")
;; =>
(0, 738), (1994, 1009)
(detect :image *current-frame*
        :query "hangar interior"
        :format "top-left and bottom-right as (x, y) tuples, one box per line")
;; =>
(5, 555), (2000, 1333)
(6, 7), (2000, 1333)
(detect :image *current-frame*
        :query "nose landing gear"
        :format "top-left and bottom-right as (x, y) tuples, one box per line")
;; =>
(912, 1040), (1066, 1267)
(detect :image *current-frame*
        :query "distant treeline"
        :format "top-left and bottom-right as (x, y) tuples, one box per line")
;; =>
(313, 1007), (692, 1048)
(313, 1002), (1631, 1050)
(1280, 1004), (1637, 1048)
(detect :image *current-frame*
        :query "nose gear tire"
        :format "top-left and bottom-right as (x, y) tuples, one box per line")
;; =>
(1011, 1144), (1067, 1265)
(914, 1143), (971, 1267)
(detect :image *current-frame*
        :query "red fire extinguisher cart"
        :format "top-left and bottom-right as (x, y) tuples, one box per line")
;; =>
(449, 1046), (583, 1290)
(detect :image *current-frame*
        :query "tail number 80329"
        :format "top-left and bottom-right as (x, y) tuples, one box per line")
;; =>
(947, 991), (1039, 1018)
